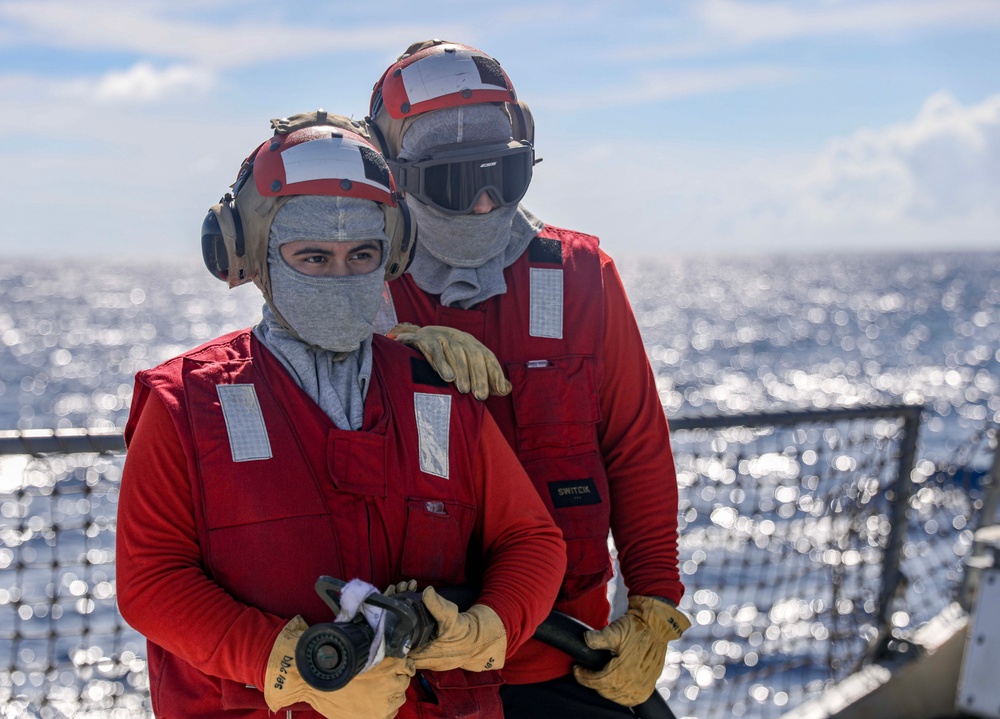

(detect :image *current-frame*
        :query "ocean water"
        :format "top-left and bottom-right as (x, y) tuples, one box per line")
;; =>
(624, 250), (999, 453)
(1, 250), (998, 718)
(2, 250), (998, 441)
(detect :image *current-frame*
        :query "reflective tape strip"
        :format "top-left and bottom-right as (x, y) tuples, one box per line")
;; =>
(400, 51), (494, 105)
(216, 384), (272, 462)
(414, 393), (451, 479)
(529, 267), (563, 339)
(280, 138), (388, 193)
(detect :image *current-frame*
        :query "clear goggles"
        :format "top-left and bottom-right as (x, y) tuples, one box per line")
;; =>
(389, 139), (534, 215)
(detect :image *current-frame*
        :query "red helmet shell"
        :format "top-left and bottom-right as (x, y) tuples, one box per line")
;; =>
(251, 126), (398, 206)
(373, 43), (517, 121)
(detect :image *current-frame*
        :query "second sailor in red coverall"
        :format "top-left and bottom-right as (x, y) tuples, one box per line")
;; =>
(367, 40), (691, 717)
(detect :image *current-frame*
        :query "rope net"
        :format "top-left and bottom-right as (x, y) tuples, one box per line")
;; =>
(0, 414), (995, 719)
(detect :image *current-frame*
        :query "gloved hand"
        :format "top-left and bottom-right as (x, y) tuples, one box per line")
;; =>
(264, 616), (414, 719)
(573, 596), (690, 706)
(384, 579), (418, 596)
(407, 586), (507, 672)
(387, 323), (512, 400)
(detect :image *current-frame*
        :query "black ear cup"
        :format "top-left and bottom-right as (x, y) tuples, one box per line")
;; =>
(510, 101), (534, 146)
(201, 208), (229, 281)
(201, 194), (247, 282)
(201, 152), (256, 282)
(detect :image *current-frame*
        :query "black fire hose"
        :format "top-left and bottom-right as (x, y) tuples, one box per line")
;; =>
(298, 578), (676, 719)
(533, 609), (676, 719)
(433, 584), (676, 719)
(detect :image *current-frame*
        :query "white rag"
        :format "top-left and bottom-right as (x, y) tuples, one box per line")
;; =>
(334, 578), (389, 672)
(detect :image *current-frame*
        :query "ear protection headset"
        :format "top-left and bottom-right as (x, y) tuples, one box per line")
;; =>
(367, 40), (535, 161)
(201, 155), (254, 284)
(201, 111), (416, 291)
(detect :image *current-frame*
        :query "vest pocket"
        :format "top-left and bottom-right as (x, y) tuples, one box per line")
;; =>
(201, 449), (328, 530)
(401, 498), (475, 584)
(505, 356), (600, 454)
(520, 451), (613, 602)
(560, 536), (614, 601)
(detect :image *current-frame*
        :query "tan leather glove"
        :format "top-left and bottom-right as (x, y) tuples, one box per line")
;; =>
(407, 586), (507, 672)
(264, 616), (415, 718)
(387, 323), (512, 400)
(573, 596), (690, 706)
(384, 579), (419, 596)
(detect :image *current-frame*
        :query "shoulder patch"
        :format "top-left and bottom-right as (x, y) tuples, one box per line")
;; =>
(411, 357), (450, 388)
(529, 236), (563, 265)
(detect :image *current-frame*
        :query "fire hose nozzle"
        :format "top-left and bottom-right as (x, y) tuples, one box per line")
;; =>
(295, 576), (439, 691)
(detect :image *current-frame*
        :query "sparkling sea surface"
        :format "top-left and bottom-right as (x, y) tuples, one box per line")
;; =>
(0, 249), (998, 718)
(2, 250), (997, 442)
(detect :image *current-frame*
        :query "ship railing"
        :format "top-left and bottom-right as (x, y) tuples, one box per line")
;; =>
(1, 404), (997, 719)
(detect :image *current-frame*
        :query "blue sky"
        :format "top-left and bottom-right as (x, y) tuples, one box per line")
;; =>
(1, 0), (998, 260)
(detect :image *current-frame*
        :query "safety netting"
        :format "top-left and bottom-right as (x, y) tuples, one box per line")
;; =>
(0, 410), (996, 719)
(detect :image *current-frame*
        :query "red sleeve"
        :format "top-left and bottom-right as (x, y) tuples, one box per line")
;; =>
(469, 413), (566, 653)
(597, 251), (684, 604)
(115, 391), (285, 690)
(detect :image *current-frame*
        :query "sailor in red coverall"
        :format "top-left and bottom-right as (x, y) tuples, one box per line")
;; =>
(115, 114), (565, 719)
(367, 41), (691, 716)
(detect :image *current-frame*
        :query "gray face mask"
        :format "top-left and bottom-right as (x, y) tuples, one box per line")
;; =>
(267, 196), (388, 353)
(400, 105), (518, 269)
(409, 199), (518, 268)
(268, 250), (386, 353)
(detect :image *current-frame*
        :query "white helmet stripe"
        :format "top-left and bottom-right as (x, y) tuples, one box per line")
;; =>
(400, 50), (501, 105)
(280, 137), (389, 193)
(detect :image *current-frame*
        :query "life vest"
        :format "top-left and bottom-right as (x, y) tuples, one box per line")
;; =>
(387, 227), (613, 602)
(125, 330), (501, 719)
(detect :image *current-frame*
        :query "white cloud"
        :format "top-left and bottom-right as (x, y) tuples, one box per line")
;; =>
(0, 1), (448, 69)
(0, 3), (996, 259)
(697, 0), (1000, 46)
(538, 65), (797, 111)
(531, 91), (1000, 257)
(90, 63), (214, 102)
(798, 92), (1000, 226)
(0, 63), (214, 112)
(614, 0), (1000, 60)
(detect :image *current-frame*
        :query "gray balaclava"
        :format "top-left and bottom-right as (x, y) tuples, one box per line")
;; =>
(400, 105), (542, 308)
(254, 195), (388, 430)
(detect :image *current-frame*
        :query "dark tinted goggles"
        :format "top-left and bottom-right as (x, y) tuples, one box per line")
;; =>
(390, 140), (534, 215)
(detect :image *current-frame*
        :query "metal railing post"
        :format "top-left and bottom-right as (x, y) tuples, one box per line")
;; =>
(0, 428), (126, 455)
(975, 427), (1000, 533)
(876, 405), (922, 628)
(959, 426), (1000, 610)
